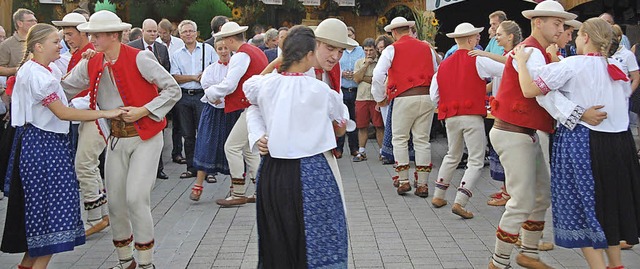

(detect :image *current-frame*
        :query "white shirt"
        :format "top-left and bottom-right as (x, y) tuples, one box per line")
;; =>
(611, 46), (639, 74)
(430, 56), (504, 104)
(536, 55), (630, 132)
(204, 52), (250, 102)
(244, 73), (346, 159)
(12, 60), (69, 134)
(371, 44), (439, 102)
(170, 42), (216, 90)
(157, 35), (185, 57)
(200, 61), (228, 108)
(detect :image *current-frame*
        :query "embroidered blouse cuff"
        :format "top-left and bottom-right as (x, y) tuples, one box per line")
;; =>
(42, 92), (60, 107)
(533, 77), (552, 95)
(562, 105), (586, 130)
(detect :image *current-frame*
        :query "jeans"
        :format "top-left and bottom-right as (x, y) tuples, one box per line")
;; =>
(336, 89), (358, 154)
(175, 92), (205, 173)
(170, 108), (183, 158)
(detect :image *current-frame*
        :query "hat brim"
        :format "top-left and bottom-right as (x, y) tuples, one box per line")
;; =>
(212, 26), (249, 38)
(52, 21), (84, 27)
(384, 21), (416, 32)
(316, 36), (359, 49)
(446, 27), (484, 38)
(565, 20), (582, 29)
(522, 10), (577, 20)
(77, 22), (131, 33)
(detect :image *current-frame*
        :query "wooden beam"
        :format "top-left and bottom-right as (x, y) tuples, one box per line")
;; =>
(0, 0), (12, 33)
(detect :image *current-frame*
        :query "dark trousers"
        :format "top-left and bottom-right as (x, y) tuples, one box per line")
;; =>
(171, 107), (183, 158)
(336, 88), (358, 154)
(175, 92), (205, 173)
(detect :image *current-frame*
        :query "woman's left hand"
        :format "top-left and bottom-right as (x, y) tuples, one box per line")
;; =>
(512, 45), (533, 63)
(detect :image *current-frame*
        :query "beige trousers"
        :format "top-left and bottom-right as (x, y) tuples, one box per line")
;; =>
(433, 115), (486, 206)
(75, 121), (106, 209)
(105, 133), (163, 253)
(391, 95), (435, 166)
(490, 128), (551, 234)
(224, 111), (260, 191)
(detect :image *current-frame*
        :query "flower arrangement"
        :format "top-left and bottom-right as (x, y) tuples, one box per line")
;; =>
(224, 0), (266, 25)
(412, 6), (440, 45)
(376, 15), (388, 33)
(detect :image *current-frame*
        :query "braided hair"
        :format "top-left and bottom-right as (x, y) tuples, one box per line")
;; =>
(17, 23), (58, 71)
(277, 25), (316, 73)
(580, 18), (613, 62)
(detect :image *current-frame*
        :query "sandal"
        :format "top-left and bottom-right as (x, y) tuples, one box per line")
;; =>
(487, 192), (510, 206)
(180, 171), (196, 179)
(173, 155), (187, 164)
(190, 184), (203, 201)
(205, 174), (217, 183)
(352, 152), (367, 162)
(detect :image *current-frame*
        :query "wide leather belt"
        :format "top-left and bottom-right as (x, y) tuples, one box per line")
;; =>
(110, 120), (139, 138)
(493, 119), (535, 136)
(397, 86), (429, 97)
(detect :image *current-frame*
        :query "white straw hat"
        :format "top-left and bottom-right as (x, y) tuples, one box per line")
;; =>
(522, 0), (578, 20)
(384, 17), (415, 32)
(212, 22), (249, 38)
(565, 19), (582, 29)
(52, 13), (87, 27)
(313, 18), (359, 49)
(446, 23), (484, 38)
(77, 10), (131, 33)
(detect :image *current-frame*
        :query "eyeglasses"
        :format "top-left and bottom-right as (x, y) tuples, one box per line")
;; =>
(180, 30), (196, 34)
(22, 19), (37, 23)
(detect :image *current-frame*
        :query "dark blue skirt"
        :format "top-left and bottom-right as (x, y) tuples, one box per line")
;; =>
(381, 100), (415, 162)
(193, 106), (241, 175)
(551, 124), (640, 248)
(1, 126), (85, 256)
(257, 154), (347, 269)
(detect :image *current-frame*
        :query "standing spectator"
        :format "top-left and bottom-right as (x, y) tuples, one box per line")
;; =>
(128, 18), (173, 179)
(485, 11), (507, 55)
(250, 34), (265, 48)
(204, 15), (229, 47)
(128, 27), (142, 42)
(336, 26), (364, 158)
(158, 18), (185, 56)
(0, 26), (6, 42)
(158, 18), (187, 165)
(262, 28), (278, 50)
(264, 27), (288, 62)
(600, 12), (630, 49)
(170, 20), (216, 179)
(352, 38), (384, 162)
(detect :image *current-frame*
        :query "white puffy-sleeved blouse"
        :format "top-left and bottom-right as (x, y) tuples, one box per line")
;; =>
(243, 72), (346, 159)
(11, 60), (70, 134)
(534, 55), (630, 133)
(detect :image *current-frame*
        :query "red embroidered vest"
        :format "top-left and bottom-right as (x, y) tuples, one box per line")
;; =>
(225, 43), (268, 113)
(386, 35), (435, 100)
(436, 49), (487, 120)
(491, 37), (555, 133)
(87, 44), (166, 140)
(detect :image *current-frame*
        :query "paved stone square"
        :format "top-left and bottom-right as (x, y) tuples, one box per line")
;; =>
(1, 134), (639, 268)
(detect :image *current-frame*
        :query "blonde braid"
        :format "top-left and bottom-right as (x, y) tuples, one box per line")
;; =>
(16, 46), (31, 72)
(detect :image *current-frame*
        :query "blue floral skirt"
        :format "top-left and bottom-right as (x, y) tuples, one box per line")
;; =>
(193, 106), (241, 175)
(257, 154), (347, 269)
(551, 125), (640, 248)
(1, 126), (85, 256)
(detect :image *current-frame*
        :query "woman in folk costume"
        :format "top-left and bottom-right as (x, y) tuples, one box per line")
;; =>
(513, 17), (640, 269)
(244, 25), (349, 269)
(190, 38), (237, 201)
(469, 20), (523, 207)
(0, 23), (122, 269)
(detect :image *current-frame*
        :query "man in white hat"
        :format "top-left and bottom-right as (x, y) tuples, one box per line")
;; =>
(204, 21), (268, 207)
(61, 10), (181, 269)
(372, 16), (437, 197)
(430, 22), (504, 219)
(487, 1), (596, 268)
(53, 12), (112, 237)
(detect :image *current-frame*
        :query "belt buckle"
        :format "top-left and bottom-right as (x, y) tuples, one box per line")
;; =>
(187, 89), (195, 95)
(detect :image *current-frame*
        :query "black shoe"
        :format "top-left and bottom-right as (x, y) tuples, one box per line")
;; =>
(157, 171), (169, 179)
